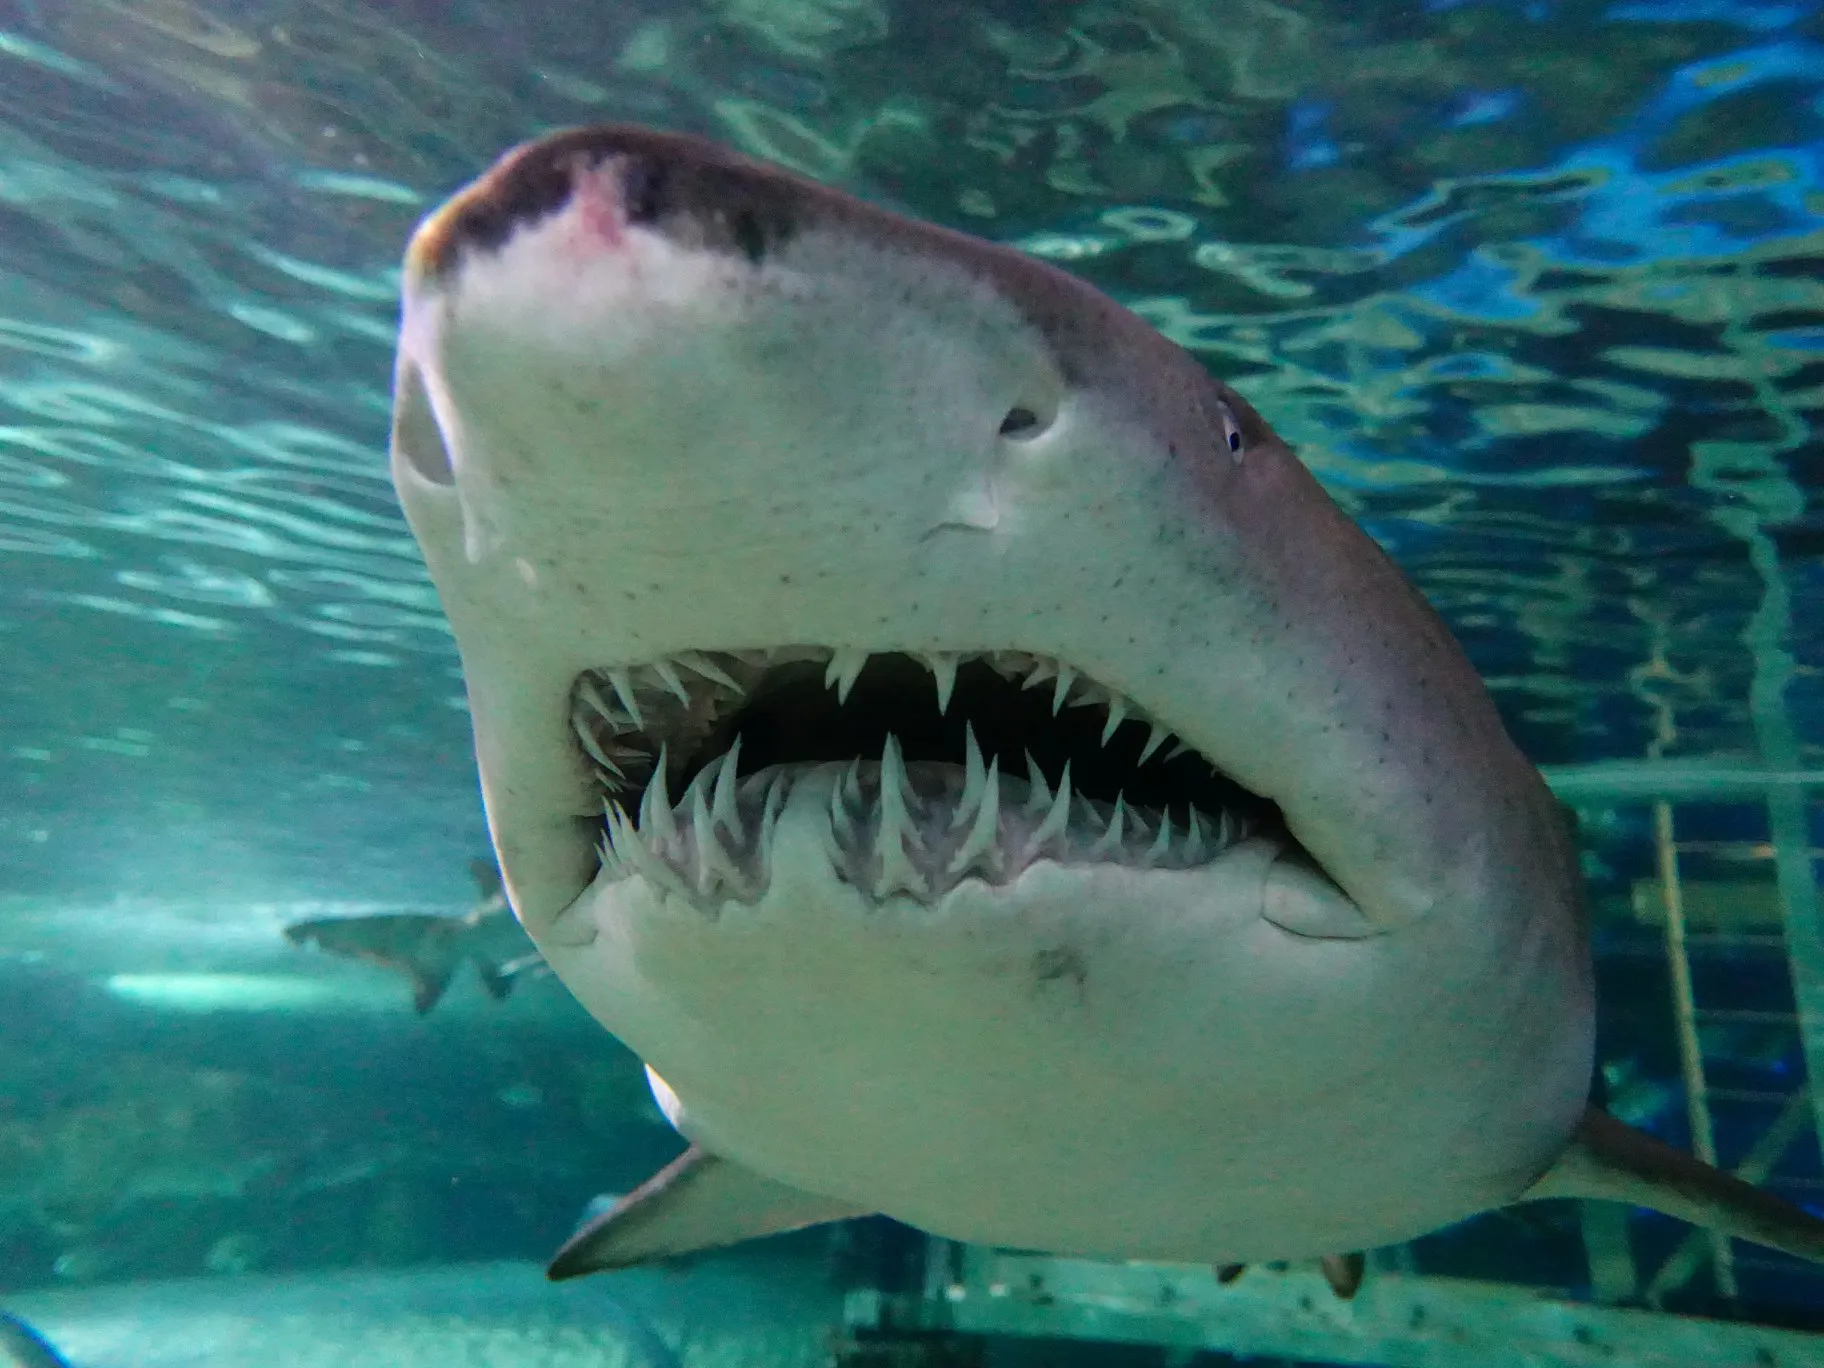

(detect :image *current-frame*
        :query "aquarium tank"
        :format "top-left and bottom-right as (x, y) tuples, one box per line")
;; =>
(0, 1), (1821, 1366)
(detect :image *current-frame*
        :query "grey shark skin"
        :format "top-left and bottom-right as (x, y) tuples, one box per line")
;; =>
(389, 125), (1824, 1278)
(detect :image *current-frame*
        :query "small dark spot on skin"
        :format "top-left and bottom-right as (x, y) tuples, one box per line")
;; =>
(1032, 946), (1087, 993)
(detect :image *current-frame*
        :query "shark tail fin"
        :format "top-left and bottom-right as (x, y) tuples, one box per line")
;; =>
(546, 1145), (867, 1280)
(1522, 1106), (1824, 1265)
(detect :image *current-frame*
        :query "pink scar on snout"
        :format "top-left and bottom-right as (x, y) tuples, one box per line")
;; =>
(568, 155), (629, 251)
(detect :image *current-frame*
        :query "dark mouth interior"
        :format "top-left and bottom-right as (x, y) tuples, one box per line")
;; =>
(673, 653), (1275, 830)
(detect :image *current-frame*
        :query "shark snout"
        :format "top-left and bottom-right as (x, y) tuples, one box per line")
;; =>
(406, 127), (795, 286)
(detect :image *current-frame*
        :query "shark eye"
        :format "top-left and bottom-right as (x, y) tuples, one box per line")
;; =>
(1214, 400), (1245, 460)
(999, 406), (1042, 437)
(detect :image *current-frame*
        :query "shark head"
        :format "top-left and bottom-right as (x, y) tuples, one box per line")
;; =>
(391, 126), (1607, 1264)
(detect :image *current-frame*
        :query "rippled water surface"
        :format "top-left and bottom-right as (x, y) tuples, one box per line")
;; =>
(1, 0), (1819, 901)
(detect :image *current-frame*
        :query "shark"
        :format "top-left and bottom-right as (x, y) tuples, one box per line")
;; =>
(282, 859), (550, 1013)
(387, 124), (1824, 1291)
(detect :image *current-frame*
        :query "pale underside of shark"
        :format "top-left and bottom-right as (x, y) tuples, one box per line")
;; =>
(387, 124), (1824, 1291)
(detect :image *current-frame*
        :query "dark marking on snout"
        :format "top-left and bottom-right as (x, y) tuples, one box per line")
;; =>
(407, 126), (799, 282)
(1032, 946), (1088, 995)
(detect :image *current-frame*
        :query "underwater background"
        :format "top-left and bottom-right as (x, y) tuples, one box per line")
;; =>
(0, 0), (1821, 1364)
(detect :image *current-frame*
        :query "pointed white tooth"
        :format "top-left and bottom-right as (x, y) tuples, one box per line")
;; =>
(875, 734), (927, 897)
(573, 718), (627, 781)
(1145, 810), (1175, 866)
(954, 724), (987, 830)
(830, 768), (863, 847)
(1165, 741), (1195, 763)
(689, 776), (747, 894)
(840, 756), (865, 810)
(712, 736), (745, 842)
(675, 651), (743, 694)
(1100, 696), (1130, 745)
(1217, 810), (1234, 848)
(928, 654), (959, 714)
(948, 755), (1001, 876)
(1138, 724), (1171, 765)
(1027, 760), (1073, 852)
(762, 771), (788, 839)
(652, 659), (692, 705)
(639, 745), (678, 845)
(610, 801), (687, 897)
(1185, 810), (1211, 862)
(578, 677), (626, 727)
(1023, 751), (1053, 816)
(825, 649), (867, 704)
(1022, 659), (1056, 689)
(607, 670), (645, 728)
(1051, 666), (1077, 715)
(1093, 795), (1128, 855)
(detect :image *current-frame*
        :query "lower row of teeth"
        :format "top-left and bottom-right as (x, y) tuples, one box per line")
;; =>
(597, 726), (1251, 905)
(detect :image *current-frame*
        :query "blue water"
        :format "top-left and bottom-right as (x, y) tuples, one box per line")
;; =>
(0, 0), (1821, 1356)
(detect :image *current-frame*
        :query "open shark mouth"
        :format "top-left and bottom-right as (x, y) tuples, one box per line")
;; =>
(570, 647), (1279, 906)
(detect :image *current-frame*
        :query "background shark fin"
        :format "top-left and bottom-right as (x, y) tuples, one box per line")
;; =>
(1520, 1106), (1824, 1264)
(469, 857), (504, 901)
(546, 1145), (868, 1280)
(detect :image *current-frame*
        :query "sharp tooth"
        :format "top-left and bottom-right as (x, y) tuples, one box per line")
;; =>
(825, 649), (867, 704)
(1051, 666), (1077, 715)
(1027, 760), (1073, 852)
(689, 779), (747, 895)
(639, 744), (678, 845)
(830, 761), (863, 847)
(573, 717), (627, 781)
(711, 736), (745, 843)
(1165, 741), (1195, 763)
(607, 670), (645, 728)
(1022, 659), (1056, 689)
(954, 723), (987, 830)
(1218, 810), (1235, 847)
(928, 653), (959, 714)
(1185, 810), (1211, 862)
(578, 677), (626, 727)
(1023, 751), (1053, 816)
(1145, 810), (1175, 866)
(1093, 795), (1128, 855)
(948, 755), (1001, 876)
(875, 734), (927, 898)
(1100, 696), (1129, 745)
(761, 771), (788, 840)
(652, 659), (692, 705)
(675, 651), (743, 693)
(596, 833), (623, 880)
(1138, 723), (1171, 765)
(608, 801), (687, 897)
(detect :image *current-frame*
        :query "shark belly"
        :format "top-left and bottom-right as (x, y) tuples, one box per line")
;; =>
(543, 777), (1593, 1264)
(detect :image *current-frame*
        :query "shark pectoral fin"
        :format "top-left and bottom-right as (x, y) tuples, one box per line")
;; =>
(1520, 1106), (1824, 1265)
(546, 1145), (870, 1280)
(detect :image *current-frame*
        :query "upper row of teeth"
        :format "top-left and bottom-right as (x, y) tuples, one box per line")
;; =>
(571, 649), (1196, 793)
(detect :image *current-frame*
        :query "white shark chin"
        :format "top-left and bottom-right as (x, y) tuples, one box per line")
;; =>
(392, 125), (1824, 1285)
